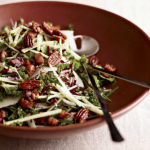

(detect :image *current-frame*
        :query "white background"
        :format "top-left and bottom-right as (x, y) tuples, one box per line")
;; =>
(0, 0), (150, 150)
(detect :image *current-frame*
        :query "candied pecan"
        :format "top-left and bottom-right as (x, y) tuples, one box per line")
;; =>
(24, 34), (34, 47)
(25, 64), (36, 76)
(24, 60), (31, 66)
(10, 57), (25, 68)
(0, 110), (6, 119)
(34, 53), (44, 65)
(19, 97), (35, 109)
(42, 22), (53, 35)
(24, 23), (32, 28)
(47, 50), (62, 67)
(0, 51), (8, 61)
(47, 116), (60, 126)
(104, 63), (117, 72)
(53, 30), (67, 40)
(52, 26), (60, 30)
(32, 22), (43, 34)
(25, 89), (39, 101)
(73, 108), (89, 123)
(19, 80), (41, 90)
(88, 55), (99, 66)
(59, 110), (70, 119)
(35, 112), (46, 125)
(53, 35), (65, 43)
(24, 31), (37, 47)
(27, 30), (37, 38)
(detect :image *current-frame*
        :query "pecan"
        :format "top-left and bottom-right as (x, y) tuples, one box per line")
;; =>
(0, 51), (8, 61)
(25, 64), (36, 76)
(19, 97), (35, 109)
(34, 53), (44, 65)
(25, 89), (39, 101)
(10, 57), (25, 68)
(0, 110), (6, 119)
(52, 26), (60, 30)
(24, 60), (31, 66)
(32, 22), (43, 34)
(104, 63), (117, 72)
(19, 80), (41, 90)
(53, 30), (67, 40)
(53, 35), (65, 43)
(47, 116), (60, 126)
(42, 22), (53, 35)
(73, 108), (89, 123)
(28, 30), (37, 39)
(59, 110), (70, 119)
(47, 50), (62, 67)
(24, 23), (32, 28)
(24, 31), (37, 47)
(88, 55), (99, 66)
(24, 34), (34, 47)
(35, 112), (46, 125)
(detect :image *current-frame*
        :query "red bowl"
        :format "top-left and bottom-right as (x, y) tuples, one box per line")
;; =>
(0, 1), (150, 139)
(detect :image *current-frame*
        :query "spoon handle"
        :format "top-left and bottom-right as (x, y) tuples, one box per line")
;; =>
(86, 68), (124, 142)
(92, 66), (150, 88)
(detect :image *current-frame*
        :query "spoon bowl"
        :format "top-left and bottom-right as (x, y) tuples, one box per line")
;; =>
(73, 35), (99, 57)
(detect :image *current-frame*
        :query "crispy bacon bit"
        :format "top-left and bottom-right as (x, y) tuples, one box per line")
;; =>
(47, 50), (62, 67)
(19, 80), (41, 90)
(0, 51), (8, 62)
(31, 89), (39, 100)
(35, 112), (46, 125)
(101, 73), (110, 78)
(47, 116), (60, 126)
(24, 31), (37, 47)
(59, 110), (70, 119)
(73, 108), (89, 123)
(25, 90), (32, 101)
(42, 22), (53, 35)
(88, 55), (99, 66)
(53, 35), (65, 43)
(32, 22), (43, 34)
(25, 89), (39, 101)
(10, 57), (25, 68)
(104, 63), (117, 72)
(34, 53), (44, 65)
(25, 64), (36, 76)
(19, 97), (35, 109)
(24, 60), (31, 66)
(53, 30), (67, 40)
(0, 110), (6, 119)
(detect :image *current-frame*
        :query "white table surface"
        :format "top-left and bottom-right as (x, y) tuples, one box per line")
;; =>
(0, 0), (150, 150)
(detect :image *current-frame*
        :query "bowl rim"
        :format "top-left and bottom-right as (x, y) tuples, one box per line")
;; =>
(0, 1), (150, 132)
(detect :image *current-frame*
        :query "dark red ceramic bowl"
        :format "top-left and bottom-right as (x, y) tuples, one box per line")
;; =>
(0, 1), (150, 139)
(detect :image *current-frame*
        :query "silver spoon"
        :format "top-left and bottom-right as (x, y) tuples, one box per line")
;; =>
(73, 35), (99, 57)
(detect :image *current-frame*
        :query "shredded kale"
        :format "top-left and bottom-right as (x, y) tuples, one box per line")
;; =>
(1, 83), (22, 96)
(18, 66), (30, 80)
(59, 118), (74, 126)
(0, 65), (4, 72)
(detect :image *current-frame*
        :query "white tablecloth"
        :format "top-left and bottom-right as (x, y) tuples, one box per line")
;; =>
(0, 0), (150, 150)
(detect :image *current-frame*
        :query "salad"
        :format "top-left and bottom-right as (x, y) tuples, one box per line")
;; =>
(0, 19), (118, 127)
